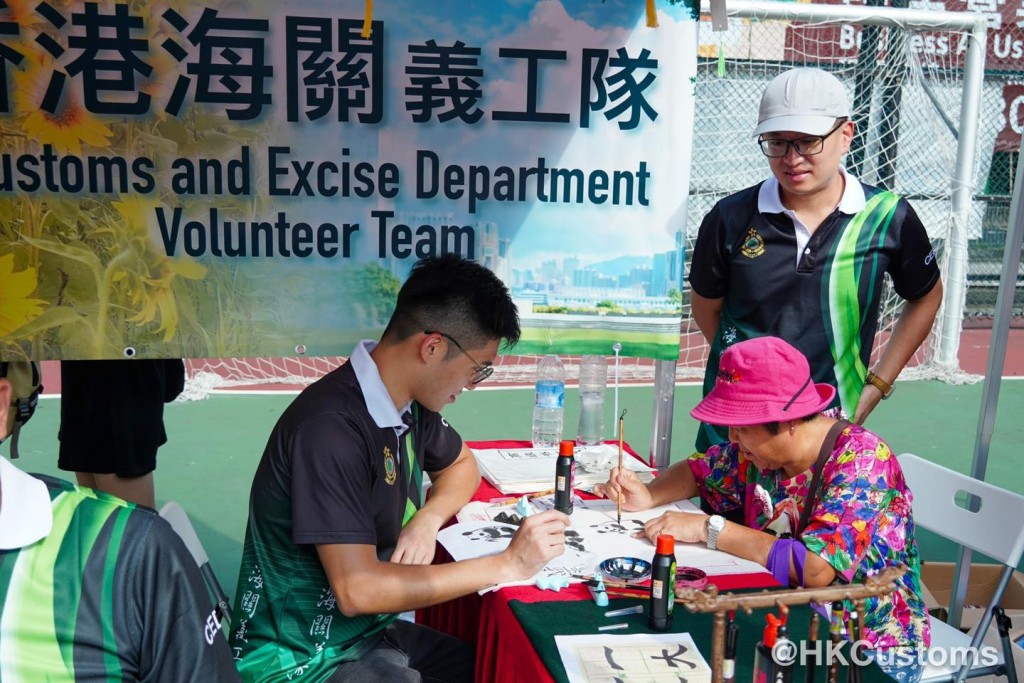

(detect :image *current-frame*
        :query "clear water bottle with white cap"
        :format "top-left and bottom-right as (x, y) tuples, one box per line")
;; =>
(531, 355), (564, 448)
(576, 355), (608, 446)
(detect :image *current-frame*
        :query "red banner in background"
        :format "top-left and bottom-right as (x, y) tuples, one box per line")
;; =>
(777, 0), (1024, 152)
(997, 82), (1024, 152)
(782, 0), (1024, 72)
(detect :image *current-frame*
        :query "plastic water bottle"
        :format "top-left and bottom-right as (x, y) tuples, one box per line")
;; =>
(576, 355), (608, 446)
(532, 355), (565, 448)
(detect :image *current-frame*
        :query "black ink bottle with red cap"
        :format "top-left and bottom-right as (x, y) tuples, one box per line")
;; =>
(553, 439), (575, 515)
(648, 533), (676, 631)
(753, 606), (794, 682)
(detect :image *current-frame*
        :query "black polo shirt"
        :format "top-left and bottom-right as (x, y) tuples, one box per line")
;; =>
(231, 359), (463, 680)
(688, 180), (940, 451)
(285, 362), (461, 551)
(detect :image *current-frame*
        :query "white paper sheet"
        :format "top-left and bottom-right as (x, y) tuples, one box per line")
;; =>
(473, 444), (656, 495)
(440, 497), (769, 592)
(437, 520), (597, 590)
(558, 499), (769, 577)
(555, 632), (711, 683)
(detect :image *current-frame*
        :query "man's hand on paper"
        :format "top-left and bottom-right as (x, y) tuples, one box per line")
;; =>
(593, 467), (654, 512)
(501, 509), (571, 581)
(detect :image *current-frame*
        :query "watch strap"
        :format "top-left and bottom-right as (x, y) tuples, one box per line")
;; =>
(706, 516), (723, 550)
(865, 370), (894, 399)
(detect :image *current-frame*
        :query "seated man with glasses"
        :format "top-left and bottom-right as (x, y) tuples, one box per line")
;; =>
(687, 66), (943, 455)
(230, 255), (571, 683)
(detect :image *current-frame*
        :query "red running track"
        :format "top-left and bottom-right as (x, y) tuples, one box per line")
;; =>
(37, 326), (1024, 395)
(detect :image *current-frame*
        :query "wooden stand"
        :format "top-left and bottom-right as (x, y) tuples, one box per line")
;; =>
(677, 565), (909, 683)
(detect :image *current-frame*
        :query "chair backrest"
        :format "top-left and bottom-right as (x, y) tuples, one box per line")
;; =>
(899, 453), (1024, 568)
(160, 501), (211, 566)
(160, 501), (233, 628)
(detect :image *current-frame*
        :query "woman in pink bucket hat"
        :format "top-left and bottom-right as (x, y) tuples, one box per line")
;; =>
(596, 337), (929, 677)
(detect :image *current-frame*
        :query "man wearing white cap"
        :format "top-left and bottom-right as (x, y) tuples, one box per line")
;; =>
(688, 67), (943, 452)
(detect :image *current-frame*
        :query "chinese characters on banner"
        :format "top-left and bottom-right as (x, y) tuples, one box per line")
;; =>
(0, 0), (698, 360)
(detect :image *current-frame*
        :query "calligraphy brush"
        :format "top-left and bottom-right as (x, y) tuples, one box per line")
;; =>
(617, 408), (627, 527)
(600, 584), (648, 596)
(576, 576), (648, 592)
(491, 489), (557, 513)
(724, 611), (738, 683)
(847, 608), (863, 683)
(806, 609), (819, 683)
(828, 608), (843, 683)
(605, 589), (650, 601)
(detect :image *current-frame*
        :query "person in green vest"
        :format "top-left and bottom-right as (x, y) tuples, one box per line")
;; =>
(230, 254), (571, 682)
(0, 362), (239, 682)
(688, 67), (943, 453)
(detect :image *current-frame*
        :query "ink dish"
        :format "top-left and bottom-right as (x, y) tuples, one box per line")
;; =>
(599, 556), (652, 583)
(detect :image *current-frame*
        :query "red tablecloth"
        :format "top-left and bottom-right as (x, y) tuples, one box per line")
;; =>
(416, 440), (779, 683)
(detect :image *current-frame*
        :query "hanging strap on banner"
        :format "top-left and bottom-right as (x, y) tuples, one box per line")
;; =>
(361, 0), (374, 39)
(646, 0), (659, 28)
(709, 0), (729, 32)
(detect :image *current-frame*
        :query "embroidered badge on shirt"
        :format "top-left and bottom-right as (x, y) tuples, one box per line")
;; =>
(383, 446), (397, 485)
(741, 227), (766, 258)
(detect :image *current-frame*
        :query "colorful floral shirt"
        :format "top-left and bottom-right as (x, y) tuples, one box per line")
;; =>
(688, 423), (930, 650)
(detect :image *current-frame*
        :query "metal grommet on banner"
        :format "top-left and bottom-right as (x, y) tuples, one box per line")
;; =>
(675, 566), (708, 589)
(709, 0), (729, 32)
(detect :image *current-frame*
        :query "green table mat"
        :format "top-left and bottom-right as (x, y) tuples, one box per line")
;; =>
(511, 596), (894, 683)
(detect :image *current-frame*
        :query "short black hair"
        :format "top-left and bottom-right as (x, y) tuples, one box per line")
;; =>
(381, 254), (520, 353)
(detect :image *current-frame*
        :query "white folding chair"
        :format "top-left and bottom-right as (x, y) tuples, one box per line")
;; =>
(900, 453), (1024, 682)
(159, 501), (233, 630)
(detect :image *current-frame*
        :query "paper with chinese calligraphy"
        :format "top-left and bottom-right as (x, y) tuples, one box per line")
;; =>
(555, 632), (712, 683)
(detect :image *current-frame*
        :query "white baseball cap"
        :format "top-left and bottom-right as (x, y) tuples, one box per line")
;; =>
(753, 67), (850, 137)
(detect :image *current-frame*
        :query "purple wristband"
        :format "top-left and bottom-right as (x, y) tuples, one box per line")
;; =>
(766, 538), (808, 587)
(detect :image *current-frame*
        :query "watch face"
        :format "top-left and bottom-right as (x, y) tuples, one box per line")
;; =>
(710, 515), (726, 531)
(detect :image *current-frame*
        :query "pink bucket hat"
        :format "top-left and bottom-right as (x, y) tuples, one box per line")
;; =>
(690, 337), (836, 427)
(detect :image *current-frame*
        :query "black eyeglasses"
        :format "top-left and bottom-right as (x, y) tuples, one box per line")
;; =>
(425, 331), (494, 384)
(758, 119), (846, 158)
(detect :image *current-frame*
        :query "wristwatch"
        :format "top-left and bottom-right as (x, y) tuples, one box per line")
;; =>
(706, 515), (726, 551)
(865, 370), (895, 400)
